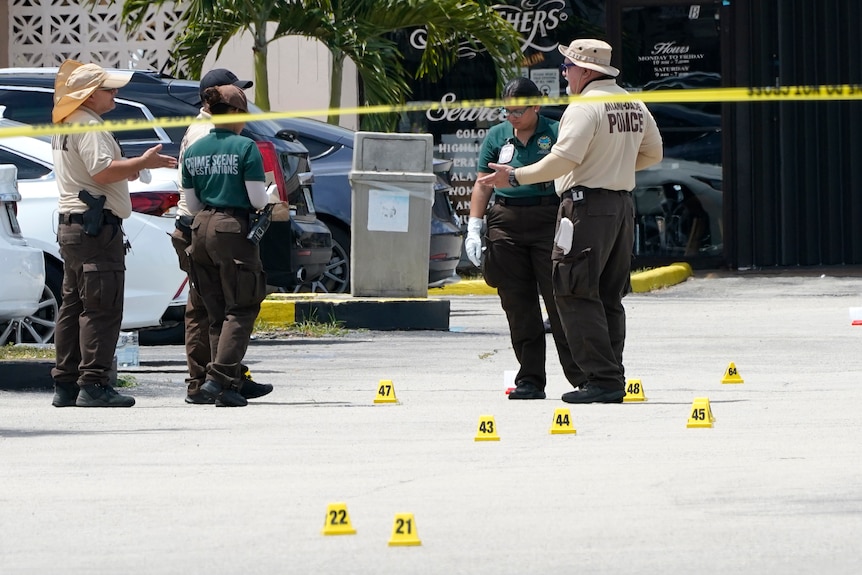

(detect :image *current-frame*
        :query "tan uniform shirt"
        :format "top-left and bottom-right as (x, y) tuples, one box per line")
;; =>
(175, 108), (214, 217)
(552, 79), (663, 192)
(51, 107), (131, 218)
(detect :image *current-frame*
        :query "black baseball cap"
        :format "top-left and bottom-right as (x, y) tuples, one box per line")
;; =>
(199, 68), (253, 100)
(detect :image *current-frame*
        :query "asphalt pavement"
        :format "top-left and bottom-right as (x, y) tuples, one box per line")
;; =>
(2, 272), (862, 574)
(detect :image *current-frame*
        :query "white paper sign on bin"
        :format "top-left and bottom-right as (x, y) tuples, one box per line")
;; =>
(367, 189), (410, 232)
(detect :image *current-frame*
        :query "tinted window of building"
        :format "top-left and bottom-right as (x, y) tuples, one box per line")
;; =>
(620, 2), (724, 261)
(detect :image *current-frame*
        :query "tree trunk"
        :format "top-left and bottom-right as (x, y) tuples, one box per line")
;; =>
(327, 50), (345, 125)
(253, 28), (270, 111)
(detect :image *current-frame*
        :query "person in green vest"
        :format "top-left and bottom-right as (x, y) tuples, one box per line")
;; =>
(181, 84), (269, 407)
(172, 68), (271, 405)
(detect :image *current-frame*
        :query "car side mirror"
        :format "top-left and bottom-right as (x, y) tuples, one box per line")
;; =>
(274, 129), (299, 142)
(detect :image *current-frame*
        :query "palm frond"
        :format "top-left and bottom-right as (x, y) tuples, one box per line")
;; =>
(107, 0), (525, 125)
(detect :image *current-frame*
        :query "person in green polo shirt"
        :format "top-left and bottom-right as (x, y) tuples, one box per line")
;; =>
(181, 84), (269, 407)
(465, 77), (582, 400)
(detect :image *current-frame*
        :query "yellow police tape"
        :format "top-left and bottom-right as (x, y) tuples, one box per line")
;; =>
(1, 83), (861, 139)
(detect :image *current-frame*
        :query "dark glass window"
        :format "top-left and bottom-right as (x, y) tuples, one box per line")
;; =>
(0, 89), (54, 125)
(102, 103), (163, 144)
(620, 2), (724, 261)
(0, 148), (52, 180)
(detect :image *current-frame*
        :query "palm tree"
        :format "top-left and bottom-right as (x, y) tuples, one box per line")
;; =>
(114, 0), (523, 130)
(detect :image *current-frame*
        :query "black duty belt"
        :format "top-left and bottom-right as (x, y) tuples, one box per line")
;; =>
(560, 185), (631, 200)
(58, 211), (122, 225)
(495, 194), (560, 207)
(203, 205), (250, 217)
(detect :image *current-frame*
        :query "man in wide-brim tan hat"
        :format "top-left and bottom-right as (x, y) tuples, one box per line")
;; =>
(557, 38), (621, 79)
(478, 39), (664, 405)
(52, 60), (133, 123)
(50, 59), (177, 409)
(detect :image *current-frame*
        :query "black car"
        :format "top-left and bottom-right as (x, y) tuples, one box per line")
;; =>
(0, 68), (463, 293)
(0, 68), (332, 293)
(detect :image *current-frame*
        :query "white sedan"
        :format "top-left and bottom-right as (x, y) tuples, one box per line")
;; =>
(0, 115), (187, 345)
(0, 164), (44, 333)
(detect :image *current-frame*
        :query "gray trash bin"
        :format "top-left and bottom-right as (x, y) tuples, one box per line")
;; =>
(349, 132), (435, 298)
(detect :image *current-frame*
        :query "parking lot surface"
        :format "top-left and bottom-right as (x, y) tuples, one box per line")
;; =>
(2, 273), (862, 574)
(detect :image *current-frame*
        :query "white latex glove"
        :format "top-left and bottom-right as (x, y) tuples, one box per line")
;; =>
(465, 216), (484, 267)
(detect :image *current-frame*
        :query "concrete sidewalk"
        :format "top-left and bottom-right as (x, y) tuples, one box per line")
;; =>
(2, 273), (861, 574)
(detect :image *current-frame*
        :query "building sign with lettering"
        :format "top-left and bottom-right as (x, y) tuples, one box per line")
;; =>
(637, 40), (707, 79)
(620, 4), (721, 88)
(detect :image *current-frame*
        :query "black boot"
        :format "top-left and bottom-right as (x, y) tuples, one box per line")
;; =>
(76, 383), (136, 407)
(52, 381), (79, 408)
(240, 371), (273, 400)
(201, 380), (247, 407)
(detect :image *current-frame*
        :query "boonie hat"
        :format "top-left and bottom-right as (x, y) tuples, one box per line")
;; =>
(52, 59), (132, 123)
(199, 68), (253, 100)
(558, 39), (620, 78)
(215, 84), (248, 113)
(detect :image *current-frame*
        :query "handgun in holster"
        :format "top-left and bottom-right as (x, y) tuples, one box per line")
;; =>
(184, 247), (198, 291)
(247, 203), (274, 245)
(78, 189), (106, 236)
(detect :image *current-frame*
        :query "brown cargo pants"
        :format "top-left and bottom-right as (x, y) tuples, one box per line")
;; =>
(551, 188), (635, 392)
(51, 217), (125, 388)
(482, 201), (583, 391)
(189, 208), (266, 391)
(170, 218), (211, 396)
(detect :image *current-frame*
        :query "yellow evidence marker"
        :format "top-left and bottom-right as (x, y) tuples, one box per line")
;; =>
(549, 407), (577, 435)
(686, 397), (716, 428)
(321, 502), (357, 535)
(474, 415), (500, 441)
(623, 378), (646, 402)
(374, 379), (398, 403)
(721, 362), (744, 384)
(388, 513), (422, 546)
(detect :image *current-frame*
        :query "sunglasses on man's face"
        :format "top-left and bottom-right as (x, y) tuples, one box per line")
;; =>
(560, 62), (578, 74)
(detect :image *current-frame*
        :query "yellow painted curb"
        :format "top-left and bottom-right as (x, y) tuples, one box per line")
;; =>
(258, 299), (296, 324)
(630, 262), (693, 293)
(432, 264), (692, 297)
(430, 279), (497, 296)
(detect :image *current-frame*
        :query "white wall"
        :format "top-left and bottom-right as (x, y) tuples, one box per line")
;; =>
(203, 28), (359, 130)
(4, 3), (359, 129)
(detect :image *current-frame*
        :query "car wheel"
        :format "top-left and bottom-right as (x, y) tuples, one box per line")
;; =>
(668, 195), (711, 256)
(0, 261), (61, 345)
(299, 224), (350, 293)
